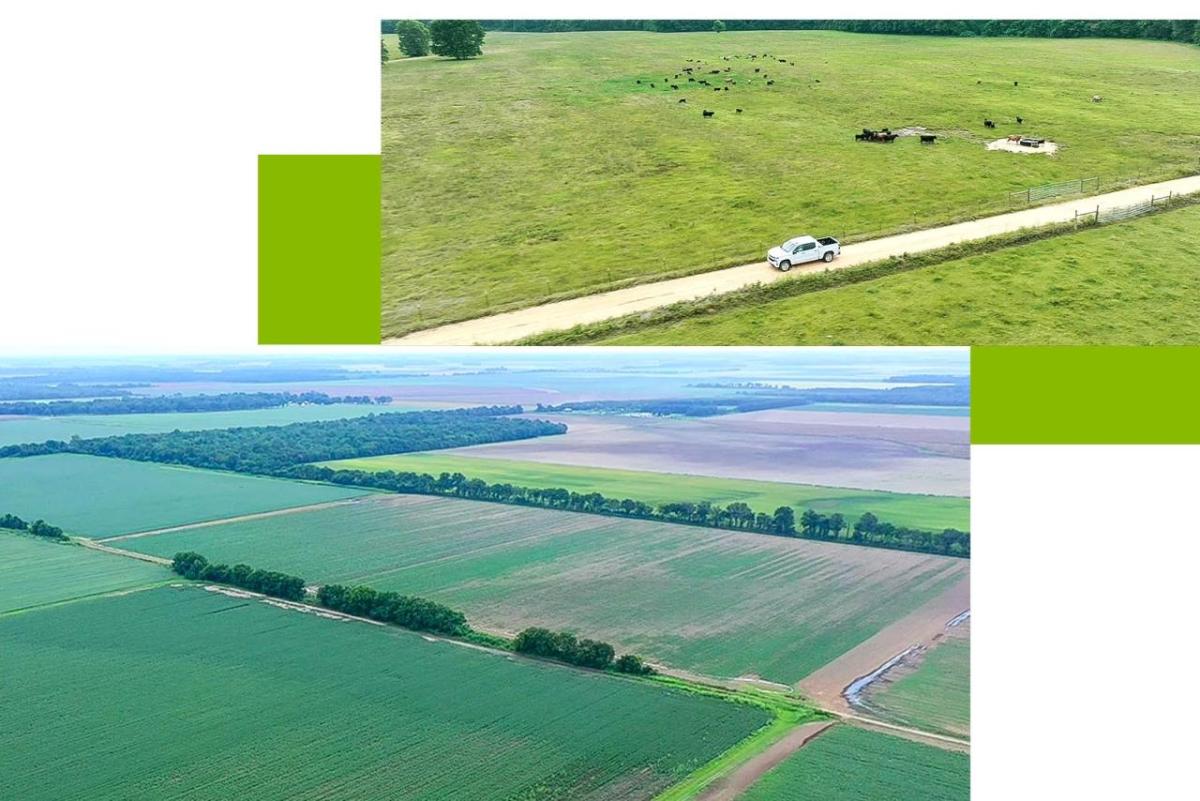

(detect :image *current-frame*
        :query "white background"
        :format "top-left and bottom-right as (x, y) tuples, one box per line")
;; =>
(2, 2), (1199, 798)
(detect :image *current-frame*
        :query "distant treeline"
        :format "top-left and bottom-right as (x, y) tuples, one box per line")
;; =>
(464, 19), (1200, 44)
(534, 381), (967, 417)
(171, 551), (653, 673)
(286, 465), (969, 557)
(0, 513), (67, 541)
(0, 391), (389, 417)
(0, 380), (140, 401)
(0, 407), (566, 473)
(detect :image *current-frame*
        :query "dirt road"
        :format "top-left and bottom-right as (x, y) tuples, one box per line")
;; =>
(693, 721), (834, 801)
(389, 174), (1200, 345)
(96, 497), (373, 542)
(796, 576), (969, 716)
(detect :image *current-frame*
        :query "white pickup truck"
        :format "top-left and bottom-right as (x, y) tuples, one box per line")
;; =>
(767, 235), (840, 271)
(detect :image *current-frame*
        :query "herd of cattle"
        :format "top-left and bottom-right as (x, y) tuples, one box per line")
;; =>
(636, 52), (798, 118)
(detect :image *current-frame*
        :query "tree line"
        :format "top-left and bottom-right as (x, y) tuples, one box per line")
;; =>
(0, 406), (567, 473)
(535, 380), (967, 417)
(285, 465), (969, 558)
(0, 391), (387, 417)
(171, 551), (655, 675)
(0, 513), (67, 541)
(171, 552), (306, 601)
(466, 19), (1200, 45)
(513, 627), (654, 674)
(384, 20), (486, 60)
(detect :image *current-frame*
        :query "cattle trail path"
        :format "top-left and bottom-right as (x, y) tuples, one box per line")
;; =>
(388, 174), (1200, 345)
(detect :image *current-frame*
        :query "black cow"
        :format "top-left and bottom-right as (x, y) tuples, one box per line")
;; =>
(920, 134), (937, 144)
(1016, 116), (1024, 124)
(736, 108), (743, 113)
(766, 80), (775, 86)
(702, 110), (715, 118)
(678, 98), (687, 104)
(984, 119), (995, 128)
(1014, 81), (1019, 86)
(671, 84), (678, 90)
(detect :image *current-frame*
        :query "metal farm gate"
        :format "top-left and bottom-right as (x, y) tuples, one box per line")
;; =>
(1011, 177), (1099, 205)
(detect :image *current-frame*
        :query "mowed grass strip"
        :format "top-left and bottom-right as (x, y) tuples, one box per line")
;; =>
(0, 534), (167, 614)
(0, 586), (769, 801)
(321, 452), (969, 530)
(867, 631), (971, 740)
(383, 30), (1200, 334)
(739, 724), (969, 801)
(0, 454), (368, 538)
(591, 201), (1200, 345)
(0, 403), (434, 447)
(115, 495), (969, 684)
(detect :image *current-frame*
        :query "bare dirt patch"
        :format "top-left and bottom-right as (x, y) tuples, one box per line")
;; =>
(448, 409), (969, 496)
(797, 575), (969, 715)
(987, 137), (1059, 155)
(694, 721), (834, 801)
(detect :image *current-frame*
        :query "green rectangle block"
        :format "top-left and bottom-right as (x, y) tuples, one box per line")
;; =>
(258, 155), (381, 344)
(973, 347), (1200, 444)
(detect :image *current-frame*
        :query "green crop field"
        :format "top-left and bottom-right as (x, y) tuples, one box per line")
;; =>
(0, 403), (432, 447)
(868, 632), (971, 739)
(113, 494), (968, 684)
(0, 533), (167, 614)
(0, 586), (769, 801)
(739, 725), (969, 801)
(0, 454), (368, 537)
(587, 202), (1200, 345)
(383, 30), (1200, 335)
(322, 452), (969, 530)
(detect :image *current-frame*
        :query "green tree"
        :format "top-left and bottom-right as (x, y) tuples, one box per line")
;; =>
(380, 39), (389, 64)
(395, 20), (432, 57)
(429, 20), (485, 60)
(771, 506), (796, 535)
(712, 20), (726, 34)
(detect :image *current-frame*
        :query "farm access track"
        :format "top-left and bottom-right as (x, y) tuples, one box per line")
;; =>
(389, 173), (1200, 345)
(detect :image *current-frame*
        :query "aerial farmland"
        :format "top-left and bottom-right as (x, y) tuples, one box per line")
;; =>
(382, 26), (1200, 344)
(1, 349), (970, 799)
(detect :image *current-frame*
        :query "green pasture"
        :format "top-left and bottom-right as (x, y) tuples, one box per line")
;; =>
(592, 200), (1200, 344)
(0, 403), (430, 447)
(0, 586), (767, 801)
(383, 30), (1200, 334)
(0, 454), (368, 538)
(322, 452), (969, 530)
(114, 495), (968, 684)
(0, 533), (167, 614)
(739, 724), (968, 800)
(868, 633), (971, 739)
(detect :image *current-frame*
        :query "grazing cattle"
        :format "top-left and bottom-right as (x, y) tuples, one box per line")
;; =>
(736, 108), (743, 113)
(854, 133), (869, 141)
(920, 134), (937, 144)
(1016, 116), (1024, 124)
(650, 83), (655, 88)
(678, 98), (687, 104)
(636, 80), (641, 84)
(723, 86), (729, 91)
(814, 79), (820, 83)
(1007, 134), (1022, 142)
(984, 119), (995, 128)
(766, 80), (775, 86)
(710, 69), (720, 74)
(671, 84), (678, 90)
(684, 67), (693, 73)
(714, 87), (721, 92)
(754, 68), (761, 73)
(702, 109), (714, 118)
(1092, 95), (1103, 103)
(1013, 81), (1019, 86)
(977, 80), (981, 84)
(688, 77), (695, 82)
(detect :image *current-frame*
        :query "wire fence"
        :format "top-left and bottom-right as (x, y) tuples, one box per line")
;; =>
(1010, 177), (1099, 205)
(1075, 191), (1179, 225)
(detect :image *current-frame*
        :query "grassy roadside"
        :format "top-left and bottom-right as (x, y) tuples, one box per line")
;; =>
(652, 685), (828, 801)
(522, 192), (1200, 345)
